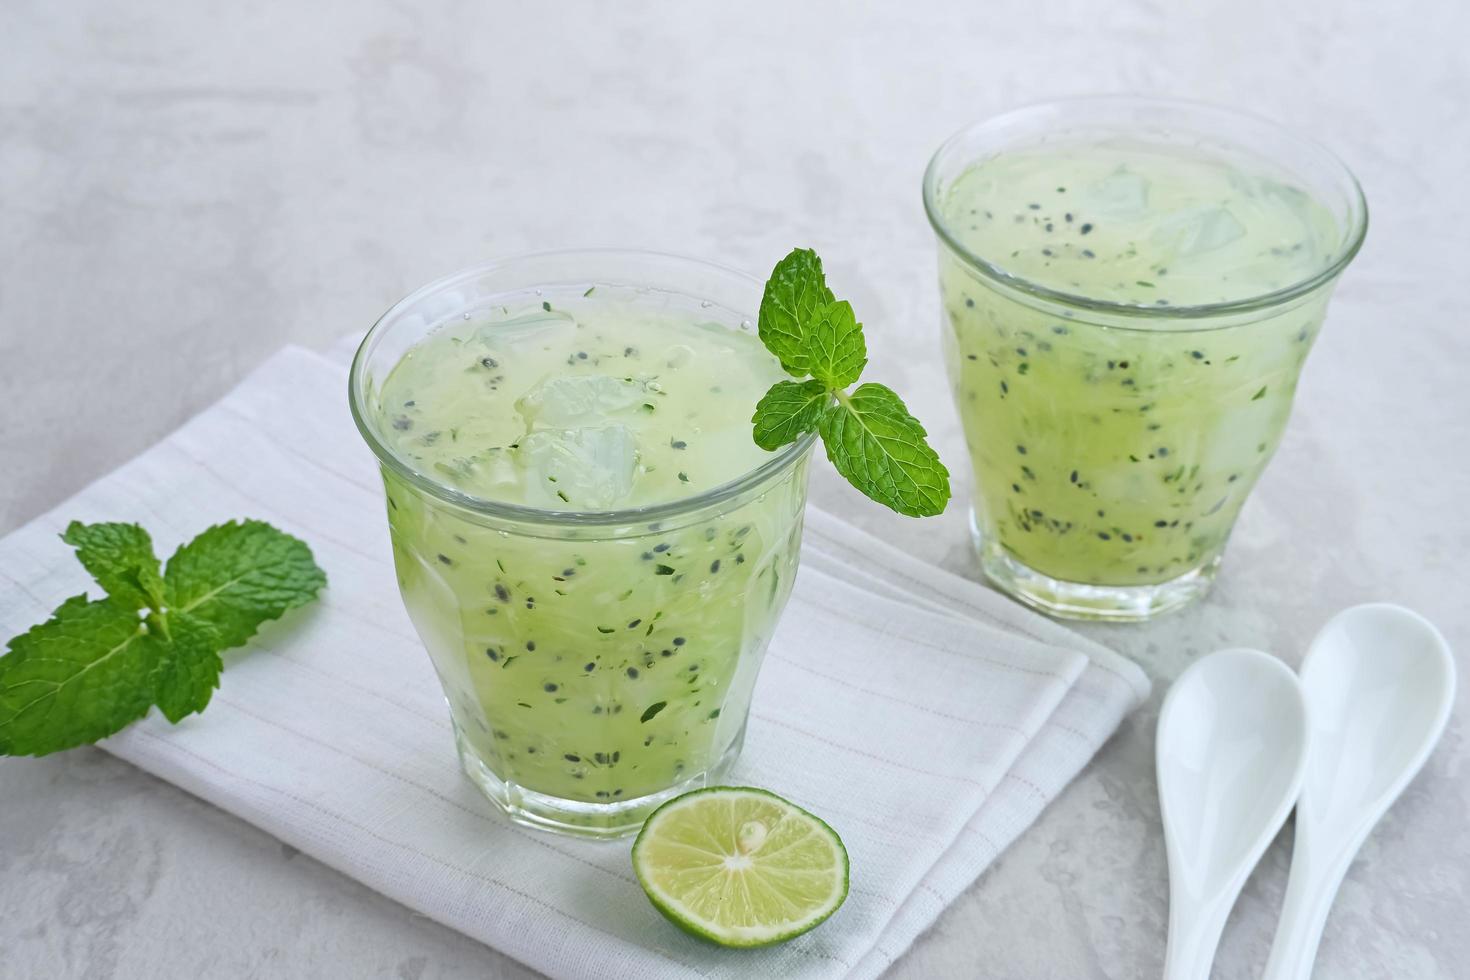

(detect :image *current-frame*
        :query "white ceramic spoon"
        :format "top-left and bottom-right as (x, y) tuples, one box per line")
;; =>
(1157, 649), (1310, 980)
(1263, 603), (1456, 980)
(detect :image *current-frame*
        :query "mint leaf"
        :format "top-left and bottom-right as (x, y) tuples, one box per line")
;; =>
(818, 384), (951, 518)
(152, 613), (223, 723)
(758, 248), (834, 376)
(61, 521), (164, 611)
(752, 379), (829, 451)
(808, 300), (867, 389)
(0, 596), (162, 756)
(1, 518), (326, 757)
(750, 248), (951, 517)
(164, 520), (327, 649)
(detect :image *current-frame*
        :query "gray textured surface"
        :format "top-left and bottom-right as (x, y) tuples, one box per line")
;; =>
(1, 2), (1466, 977)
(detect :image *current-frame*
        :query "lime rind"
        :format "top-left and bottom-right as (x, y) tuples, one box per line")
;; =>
(631, 786), (849, 948)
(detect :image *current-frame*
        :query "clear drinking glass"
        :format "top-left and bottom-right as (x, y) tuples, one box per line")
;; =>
(349, 251), (815, 837)
(924, 98), (1367, 621)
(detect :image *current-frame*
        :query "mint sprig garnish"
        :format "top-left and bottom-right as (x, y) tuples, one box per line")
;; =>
(753, 248), (951, 517)
(0, 520), (326, 756)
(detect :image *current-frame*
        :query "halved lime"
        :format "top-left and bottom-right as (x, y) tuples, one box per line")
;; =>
(631, 786), (849, 947)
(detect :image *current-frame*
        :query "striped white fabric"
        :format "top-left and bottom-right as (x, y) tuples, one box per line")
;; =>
(0, 346), (1148, 979)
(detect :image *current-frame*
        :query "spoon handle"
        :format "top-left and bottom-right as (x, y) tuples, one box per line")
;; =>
(1261, 839), (1354, 980)
(1163, 897), (1233, 980)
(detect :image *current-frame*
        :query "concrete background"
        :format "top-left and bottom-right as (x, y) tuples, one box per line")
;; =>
(2, 1), (1467, 977)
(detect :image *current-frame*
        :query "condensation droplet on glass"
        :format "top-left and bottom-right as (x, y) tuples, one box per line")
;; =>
(700, 300), (711, 308)
(462, 312), (471, 320)
(740, 319), (752, 330)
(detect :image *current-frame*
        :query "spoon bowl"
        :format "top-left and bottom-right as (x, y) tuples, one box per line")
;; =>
(1263, 603), (1456, 980)
(1157, 648), (1309, 980)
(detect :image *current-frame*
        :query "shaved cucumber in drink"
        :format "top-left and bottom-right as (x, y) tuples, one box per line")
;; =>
(930, 126), (1358, 619)
(365, 279), (809, 836)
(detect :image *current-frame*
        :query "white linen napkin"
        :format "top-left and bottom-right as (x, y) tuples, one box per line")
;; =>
(0, 346), (1149, 979)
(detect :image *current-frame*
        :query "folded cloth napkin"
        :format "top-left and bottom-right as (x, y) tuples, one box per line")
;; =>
(0, 345), (1149, 979)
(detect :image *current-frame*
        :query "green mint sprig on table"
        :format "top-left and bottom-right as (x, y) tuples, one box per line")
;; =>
(752, 248), (951, 517)
(0, 520), (326, 757)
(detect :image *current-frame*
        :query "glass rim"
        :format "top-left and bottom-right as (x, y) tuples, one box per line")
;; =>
(922, 95), (1369, 324)
(348, 247), (818, 529)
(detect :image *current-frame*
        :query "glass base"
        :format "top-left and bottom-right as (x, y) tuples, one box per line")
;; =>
(971, 509), (1219, 622)
(453, 721), (746, 839)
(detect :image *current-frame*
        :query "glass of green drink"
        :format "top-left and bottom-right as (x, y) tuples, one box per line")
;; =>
(350, 251), (815, 837)
(924, 98), (1367, 621)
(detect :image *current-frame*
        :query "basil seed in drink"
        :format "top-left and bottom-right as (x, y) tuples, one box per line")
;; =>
(354, 259), (812, 838)
(926, 100), (1366, 621)
(942, 146), (1335, 582)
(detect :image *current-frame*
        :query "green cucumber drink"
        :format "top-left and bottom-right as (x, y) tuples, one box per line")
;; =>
(350, 253), (812, 837)
(925, 99), (1366, 620)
